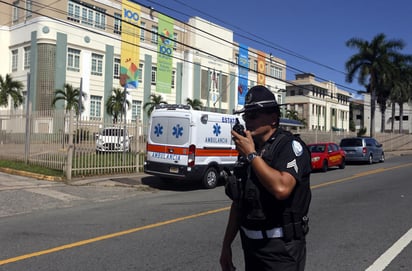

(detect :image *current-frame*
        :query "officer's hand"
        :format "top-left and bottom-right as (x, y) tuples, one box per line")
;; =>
(220, 245), (236, 271)
(231, 130), (255, 157)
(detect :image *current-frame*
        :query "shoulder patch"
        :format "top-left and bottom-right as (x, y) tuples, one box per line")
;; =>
(292, 140), (303, 156)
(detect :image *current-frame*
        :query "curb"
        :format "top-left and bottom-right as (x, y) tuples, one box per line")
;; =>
(0, 167), (64, 182)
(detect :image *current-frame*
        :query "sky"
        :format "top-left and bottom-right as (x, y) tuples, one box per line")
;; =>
(136, 0), (412, 97)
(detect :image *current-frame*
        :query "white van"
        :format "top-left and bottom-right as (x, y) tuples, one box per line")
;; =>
(144, 104), (242, 189)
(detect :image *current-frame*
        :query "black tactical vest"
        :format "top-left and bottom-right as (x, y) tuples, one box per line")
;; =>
(239, 128), (312, 232)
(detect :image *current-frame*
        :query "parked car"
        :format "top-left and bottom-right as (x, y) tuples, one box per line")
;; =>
(339, 137), (384, 164)
(95, 127), (131, 153)
(308, 142), (346, 172)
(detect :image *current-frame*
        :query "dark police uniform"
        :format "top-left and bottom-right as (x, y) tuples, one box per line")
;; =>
(231, 127), (312, 271)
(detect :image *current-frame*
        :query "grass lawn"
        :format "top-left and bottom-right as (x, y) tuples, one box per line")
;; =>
(0, 160), (64, 177)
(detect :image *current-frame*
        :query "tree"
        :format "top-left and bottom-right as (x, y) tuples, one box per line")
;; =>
(143, 94), (167, 117)
(186, 98), (203, 110)
(105, 87), (130, 123)
(345, 33), (408, 137)
(0, 74), (24, 109)
(52, 83), (85, 114)
(285, 109), (307, 128)
(390, 64), (412, 133)
(376, 75), (392, 132)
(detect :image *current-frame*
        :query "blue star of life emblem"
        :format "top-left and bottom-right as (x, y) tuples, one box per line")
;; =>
(172, 124), (184, 138)
(213, 123), (221, 136)
(154, 123), (163, 137)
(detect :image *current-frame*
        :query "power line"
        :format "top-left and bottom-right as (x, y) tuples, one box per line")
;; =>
(141, 0), (361, 94)
(1, 0), (363, 105)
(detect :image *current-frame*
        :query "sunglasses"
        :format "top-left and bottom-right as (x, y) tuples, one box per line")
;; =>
(242, 112), (259, 121)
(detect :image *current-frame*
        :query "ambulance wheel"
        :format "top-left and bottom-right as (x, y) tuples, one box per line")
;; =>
(202, 167), (218, 189)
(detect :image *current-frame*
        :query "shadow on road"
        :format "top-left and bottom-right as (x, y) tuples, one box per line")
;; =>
(141, 176), (215, 191)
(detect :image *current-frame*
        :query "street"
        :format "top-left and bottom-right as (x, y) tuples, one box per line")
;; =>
(0, 155), (412, 270)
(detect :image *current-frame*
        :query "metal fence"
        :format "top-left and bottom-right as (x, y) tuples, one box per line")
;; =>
(1, 110), (411, 180)
(0, 110), (146, 180)
(297, 129), (412, 152)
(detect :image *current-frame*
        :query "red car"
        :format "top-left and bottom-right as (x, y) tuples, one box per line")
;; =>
(308, 142), (346, 172)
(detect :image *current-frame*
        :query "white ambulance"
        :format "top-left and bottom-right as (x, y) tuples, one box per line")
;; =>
(144, 104), (242, 189)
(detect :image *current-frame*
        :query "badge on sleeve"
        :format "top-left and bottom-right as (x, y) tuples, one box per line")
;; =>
(292, 140), (303, 156)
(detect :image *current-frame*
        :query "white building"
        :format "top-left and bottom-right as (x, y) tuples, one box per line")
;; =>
(0, 0), (287, 132)
(286, 73), (351, 131)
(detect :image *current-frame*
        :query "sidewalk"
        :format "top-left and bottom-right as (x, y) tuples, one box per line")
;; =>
(69, 172), (151, 188)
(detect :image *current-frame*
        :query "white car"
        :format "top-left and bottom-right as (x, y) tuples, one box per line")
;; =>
(95, 127), (131, 153)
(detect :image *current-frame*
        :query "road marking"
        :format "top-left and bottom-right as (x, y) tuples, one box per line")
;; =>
(25, 188), (83, 202)
(1, 162), (412, 266)
(365, 227), (412, 271)
(0, 207), (230, 266)
(311, 163), (412, 189)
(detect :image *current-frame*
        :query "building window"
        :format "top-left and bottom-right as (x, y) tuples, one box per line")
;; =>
(114, 58), (120, 79)
(67, 1), (80, 22)
(277, 94), (282, 105)
(91, 53), (103, 76)
(90, 95), (102, 119)
(269, 65), (283, 79)
(94, 7), (106, 29)
(11, 49), (18, 71)
(25, 0), (32, 18)
(151, 66), (157, 85)
(114, 13), (121, 34)
(171, 70), (176, 88)
(151, 25), (158, 44)
(173, 32), (178, 50)
(132, 100), (142, 122)
(67, 48), (80, 72)
(253, 60), (258, 71)
(138, 63), (143, 83)
(24, 46), (30, 70)
(81, 7), (93, 26)
(68, 1), (105, 29)
(140, 21), (145, 41)
(12, 1), (19, 23)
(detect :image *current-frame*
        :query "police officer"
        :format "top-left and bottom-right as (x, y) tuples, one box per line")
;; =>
(220, 85), (312, 271)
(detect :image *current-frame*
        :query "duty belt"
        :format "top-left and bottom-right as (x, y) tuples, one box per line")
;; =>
(241, 226), (283, 239)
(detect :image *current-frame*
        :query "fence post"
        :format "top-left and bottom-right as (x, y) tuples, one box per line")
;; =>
(24, 102), (32, 164)
(138, 123), (141, 172)
(66, 110), (74, 180)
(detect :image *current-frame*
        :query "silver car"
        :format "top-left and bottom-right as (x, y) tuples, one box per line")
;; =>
(95, 127), (131, 153)
(339, 137), (384, 164)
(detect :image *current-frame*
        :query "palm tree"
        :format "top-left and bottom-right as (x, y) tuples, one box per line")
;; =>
(0, 74), (24, 109)
(390, 64), (412, 133)
(52, 83), (85, 115)
(376, 75), (392, 133)
(186, 98), (203, 110)
(345, 33), (409, 137)
(143, 94), (167, 117)
(105, 87), (130, 123)
(285, 109), (307, 128)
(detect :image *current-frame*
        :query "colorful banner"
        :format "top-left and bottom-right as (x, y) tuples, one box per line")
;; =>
(120, 0), (141, 88)
(237, 44), (248, 106)
(156, 14), (174, 93)
(257, 50), (266, 85)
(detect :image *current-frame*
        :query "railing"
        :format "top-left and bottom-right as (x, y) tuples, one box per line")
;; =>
(0, 110), (147, 180)
(1, 110), (411, 180)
